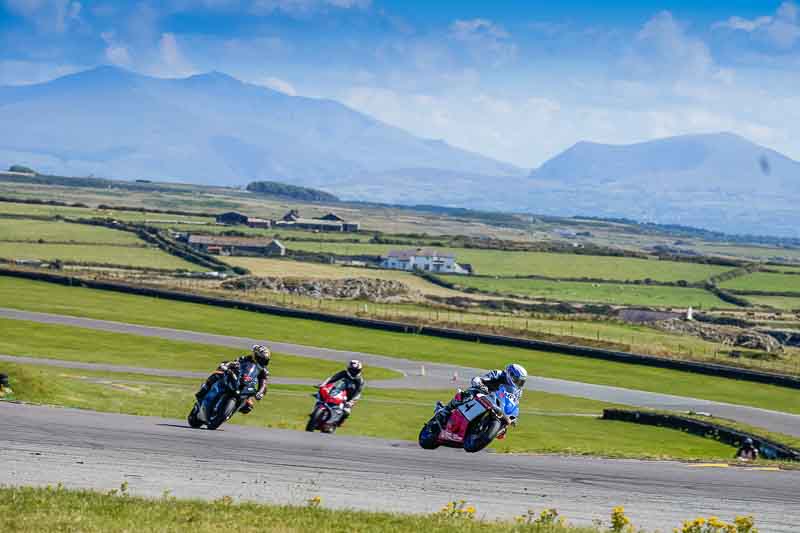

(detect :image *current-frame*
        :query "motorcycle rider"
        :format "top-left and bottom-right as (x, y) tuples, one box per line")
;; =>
(195, 344), (270, 414)
(317, 359), (364, 425)
(435, 363), (528, 427)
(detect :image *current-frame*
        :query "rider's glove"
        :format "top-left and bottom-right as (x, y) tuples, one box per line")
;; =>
(255, 392), (264, 401)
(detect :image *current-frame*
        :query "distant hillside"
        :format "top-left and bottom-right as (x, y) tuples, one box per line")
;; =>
(247, 181), (338, 202)
(521, 133), (800, 237)
(0, 66), (523, 195)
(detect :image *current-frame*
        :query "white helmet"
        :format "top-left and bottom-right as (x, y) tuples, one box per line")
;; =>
(347, 359), (363, 378)
(505, 363), (527, 388)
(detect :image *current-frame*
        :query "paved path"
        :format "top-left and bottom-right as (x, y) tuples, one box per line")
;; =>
(2, 403), (797, 532)
(2, 307), (800, 436)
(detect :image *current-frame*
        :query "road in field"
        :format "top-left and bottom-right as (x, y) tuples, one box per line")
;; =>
(2, 403), (798, 532)
(2, 307), (800, 436)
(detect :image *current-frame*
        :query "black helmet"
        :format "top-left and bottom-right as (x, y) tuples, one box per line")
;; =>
(252, 345), (271, 367)
(347, 359), (363, 378)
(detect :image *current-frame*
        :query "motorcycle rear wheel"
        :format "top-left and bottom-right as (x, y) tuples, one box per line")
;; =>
(418, 421), (440, 449)
(464, 417), (502, 453)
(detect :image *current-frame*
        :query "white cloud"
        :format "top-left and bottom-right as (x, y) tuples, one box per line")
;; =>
(153, 33), (194, 77)
(100, 31), (132, 68)
(256, 76), (297, 95)
(248, 0), (370, 15)
(713, 1), (800, 50)
(628, 11), (714, 80)
(449, 18), (516, 66)
(4, 0), (82, 32)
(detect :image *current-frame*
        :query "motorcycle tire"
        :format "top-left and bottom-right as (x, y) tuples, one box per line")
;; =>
(306, 406), (325, 432)
(207, 396), (237, 430)
(464, 417), (503, 453)
(187, 404), (203, 428)
(418, 421), (440, 450)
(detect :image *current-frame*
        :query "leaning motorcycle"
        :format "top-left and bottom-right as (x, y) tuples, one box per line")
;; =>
(418, 384), (519, 452)
(306, 381), (349, 433)
(188, 361), (260, 430)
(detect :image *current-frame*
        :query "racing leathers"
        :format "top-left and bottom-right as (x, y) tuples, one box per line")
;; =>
(319, 370), (365, 424)
(195, 356), (269, 413)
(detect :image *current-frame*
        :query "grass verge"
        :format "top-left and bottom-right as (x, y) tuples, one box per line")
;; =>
(0, 242), (201, 270)
(3, 362), (735, 459)
(0, 318), (401, 381)
(0, 486), (616, 533)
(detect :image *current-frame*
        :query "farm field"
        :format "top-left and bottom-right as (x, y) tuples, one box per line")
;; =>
(0, 219), (143, 245)
(224, 257), (465, 297)
(0, 200), (214, 223)
(444, 276), (732, 309)
(283, 241), (730, 281)
(2, 276), (799, 413)
(0, 242), (202, 270)
(0, 318), (399, 380)
(719, 272), (800, 293)
(741, 295), (800, 311)
(694, 243), (800, 262)
(5, 363), (734, 459)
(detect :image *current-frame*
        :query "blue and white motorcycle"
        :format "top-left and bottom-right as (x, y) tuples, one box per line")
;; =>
(419, 383), (520, 452)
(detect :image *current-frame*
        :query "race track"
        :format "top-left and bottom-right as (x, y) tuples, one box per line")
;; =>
(2, 403), (798, 532)
(3, 307), (800, 436)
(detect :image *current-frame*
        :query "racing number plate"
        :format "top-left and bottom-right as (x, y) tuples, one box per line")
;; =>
(458, 399), (487, 421)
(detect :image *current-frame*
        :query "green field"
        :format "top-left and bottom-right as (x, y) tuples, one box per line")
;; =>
(0, 318), (400, 381)
(0, 200), (215, 223)
(284, 242), (729, 281)
(739, 295), (800, 311)
(2, 276), (798, 414)
(720, 272), (800, 293)
(0, 219), (144, 245)
(0, 486), (619, 533)
(445, 277), (731, 308)
(5, 362), (734, 459)
(0, 242), (202, 270)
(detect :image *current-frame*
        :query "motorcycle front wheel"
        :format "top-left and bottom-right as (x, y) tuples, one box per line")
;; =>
(306, 405), (326, 432)
(418, 421), (440, 450)
(187, 403), (203, 428)
(464, 417), (502, 453)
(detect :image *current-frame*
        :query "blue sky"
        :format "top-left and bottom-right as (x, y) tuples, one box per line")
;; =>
(1, 0), (799, 168)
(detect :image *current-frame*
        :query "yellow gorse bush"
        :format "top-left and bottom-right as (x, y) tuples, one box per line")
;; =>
(611, 506), (634, 533)
(437, 500), (476, 520)
(675, 515), (758, 533)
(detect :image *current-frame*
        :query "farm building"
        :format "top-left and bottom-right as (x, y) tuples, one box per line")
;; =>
(187, 235), (285, 256)
(381, 248), (470, 274)
(273, 209), (360, 232)
(215, 212), (249, 225)
(246, 217), (271, 229)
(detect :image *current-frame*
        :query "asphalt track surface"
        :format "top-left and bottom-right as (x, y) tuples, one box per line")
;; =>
(3, 307), (800, 436)
(2, 402), (798, 532)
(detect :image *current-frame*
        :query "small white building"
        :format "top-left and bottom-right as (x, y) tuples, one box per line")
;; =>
(381, 248), (470, 274)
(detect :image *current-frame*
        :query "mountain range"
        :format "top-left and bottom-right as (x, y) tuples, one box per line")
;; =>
(1, 66), (800, 235)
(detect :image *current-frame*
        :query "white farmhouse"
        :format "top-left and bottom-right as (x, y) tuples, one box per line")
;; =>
(380, 248), (470, 274)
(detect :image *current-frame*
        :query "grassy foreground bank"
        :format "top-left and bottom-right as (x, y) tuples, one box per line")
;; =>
(0, 486), (760, 533)
(1, 276), (798, 414)
(4, 362), (735, 459)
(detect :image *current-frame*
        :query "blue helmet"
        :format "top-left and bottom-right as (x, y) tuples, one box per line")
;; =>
(505, 364), (527, 388)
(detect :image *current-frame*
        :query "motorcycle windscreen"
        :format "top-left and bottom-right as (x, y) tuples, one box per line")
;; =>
(497, 385), (521, 417)
(239, 362), (260, 394)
